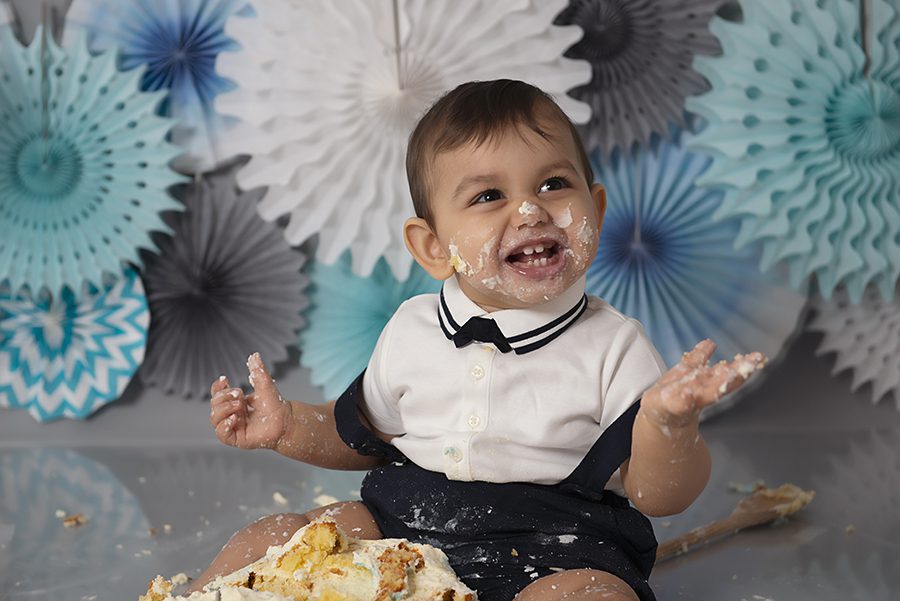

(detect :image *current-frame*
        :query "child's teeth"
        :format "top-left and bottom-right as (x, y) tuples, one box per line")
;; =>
(523, 247), (534, 256)
(535, 245), (544, 253)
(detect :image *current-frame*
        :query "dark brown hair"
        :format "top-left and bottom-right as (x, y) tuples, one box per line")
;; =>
(406, 79), (594, 225)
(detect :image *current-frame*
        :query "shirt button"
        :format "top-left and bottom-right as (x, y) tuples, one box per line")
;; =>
(467, 414), (481, 429)
(470, 365), (485, 380)
(444, 446), (463, 463)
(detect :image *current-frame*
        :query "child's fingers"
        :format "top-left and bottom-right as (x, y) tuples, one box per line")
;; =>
(210, 375), (230, 397)
(210, 388), (245, 427)
(214, 414), (239, 445)
(696, 352), (767, 407)
(247, 352), (280, 402)
(681, 339), (716, 369)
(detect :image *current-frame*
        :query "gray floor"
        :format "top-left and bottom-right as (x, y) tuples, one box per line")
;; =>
(1, 331), (898, 601)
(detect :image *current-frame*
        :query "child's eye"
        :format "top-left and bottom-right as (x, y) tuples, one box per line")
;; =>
(473, 189), (503, 204)
(539, 177), (570, 193)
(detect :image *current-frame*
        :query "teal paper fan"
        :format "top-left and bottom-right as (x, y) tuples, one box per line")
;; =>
(299, 252), (440, 399)
(587, 130), (806, 412)
(0, 26), (184, 299)
(0, 268), (149, 422)
(687, 0), (900, 304)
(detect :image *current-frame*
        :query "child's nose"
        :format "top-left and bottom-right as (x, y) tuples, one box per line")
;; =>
(512, 199), (551, 230)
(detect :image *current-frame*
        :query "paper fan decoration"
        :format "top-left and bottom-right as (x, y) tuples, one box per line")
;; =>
(554, 0), (727, 158)
(808, 284), (900, 409)
(0, 268), (148, 422)
(215, 0), (591, 279)
(139, 160), (308, 397)
(65, 0), (251, 173)
(0, 26), (183, 299)
(299, 252), (440, 399)
(587, 131), (806, 406)
(0, 448), (155, 596)
(687, 0), (900, 303)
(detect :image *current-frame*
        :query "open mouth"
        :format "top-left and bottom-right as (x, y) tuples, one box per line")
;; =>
(506, 240), (563, 270)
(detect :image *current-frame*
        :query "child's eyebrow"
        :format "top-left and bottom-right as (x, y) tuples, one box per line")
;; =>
(452, 174), (499, 200)
(541, 159), (579, 175)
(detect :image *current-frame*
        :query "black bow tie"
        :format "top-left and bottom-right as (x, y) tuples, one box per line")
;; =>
(452, 317), (513, 353)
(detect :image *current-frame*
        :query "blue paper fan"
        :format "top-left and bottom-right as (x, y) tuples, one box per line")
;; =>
(66, 0), (252, 173)
(554, 0), (727, 158)
(687, 0), (900, 304)
(0, 268), (149, 422)
(0, 26), (183, 299)
(587, 130), (806, 399)
(299, 252), (441, 399)
(138, 160), (308, 397)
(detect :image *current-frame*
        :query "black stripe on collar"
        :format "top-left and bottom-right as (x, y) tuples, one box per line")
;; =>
(438, 290), (588, 355)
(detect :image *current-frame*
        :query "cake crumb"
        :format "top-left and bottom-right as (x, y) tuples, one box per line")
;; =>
(148, 527), (158, 537)
(845, 524), (856, 535)
(62, 513), (88, 528)
(163, 524), (173, 534)
(313, 494), (339, 507)
(170, 572), (190, 585)
(510, 548), (519, 557)
(273, 491), (288, 506)
(728, 480), (765, 494)
(660, 521), (672, 528)
(55, 509), (66, 518)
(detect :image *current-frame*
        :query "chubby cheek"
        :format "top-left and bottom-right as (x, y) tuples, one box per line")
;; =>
(564, 215), (599, 272)
(447, 230), (500, 279)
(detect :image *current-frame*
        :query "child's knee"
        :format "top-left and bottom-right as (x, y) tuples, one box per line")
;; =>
(514, 568), (640, 601)
(244, 512), (311, 544)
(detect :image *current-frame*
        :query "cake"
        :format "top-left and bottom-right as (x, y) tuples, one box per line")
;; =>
(139, 519), (476, 601)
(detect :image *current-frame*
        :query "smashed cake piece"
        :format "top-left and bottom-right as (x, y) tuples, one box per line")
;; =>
(140, 519), (476, 601)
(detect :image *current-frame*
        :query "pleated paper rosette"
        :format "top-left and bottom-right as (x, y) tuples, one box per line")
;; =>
(215, 0), (591, 279)
(66, 0), (252, 173)
(139, 160), (308, 397)
(554, 0), (727, 158)
(687, 0), (900, 303)
(0, 26), (183, 299)
(0, 448), (154, 596)
(299, 252), (441, 399)
(808, 284), (900, 409)
(0, 268), (149, 422)
(587, 131), (806, 412)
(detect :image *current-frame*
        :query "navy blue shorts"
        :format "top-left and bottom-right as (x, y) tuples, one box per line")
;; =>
(336, 372), (657, 601)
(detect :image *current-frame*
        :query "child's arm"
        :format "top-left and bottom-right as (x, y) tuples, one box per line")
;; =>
(209, 353), (390, 471)
(621, 340), (765, 517)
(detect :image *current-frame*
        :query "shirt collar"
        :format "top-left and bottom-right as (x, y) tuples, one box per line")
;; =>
(438, 276), (588, 355)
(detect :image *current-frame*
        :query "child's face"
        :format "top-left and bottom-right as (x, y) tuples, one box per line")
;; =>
(425, 117), (605, 311)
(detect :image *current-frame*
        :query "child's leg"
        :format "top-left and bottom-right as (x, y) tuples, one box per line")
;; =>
(188, 500), (381, 592)
(513, 569), (640, 601)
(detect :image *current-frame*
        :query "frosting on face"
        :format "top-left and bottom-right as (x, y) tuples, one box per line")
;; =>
(429, 117), (603, 311)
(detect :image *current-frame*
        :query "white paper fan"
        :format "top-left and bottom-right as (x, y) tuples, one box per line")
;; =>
(215, 0), (591, 279)
(808, 284), (900, 409)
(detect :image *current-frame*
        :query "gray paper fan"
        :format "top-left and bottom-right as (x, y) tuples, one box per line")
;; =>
(554, 0), (728, 157)
(139, 160), (308, 397)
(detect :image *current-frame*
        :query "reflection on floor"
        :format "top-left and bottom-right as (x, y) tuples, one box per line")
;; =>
(1, 333), (898, 601)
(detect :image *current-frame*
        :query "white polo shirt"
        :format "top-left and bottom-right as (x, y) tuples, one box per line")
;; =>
(361, 276), (666, 491)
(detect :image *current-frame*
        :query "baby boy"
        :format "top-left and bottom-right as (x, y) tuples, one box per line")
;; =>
(196, 79), (765, 601)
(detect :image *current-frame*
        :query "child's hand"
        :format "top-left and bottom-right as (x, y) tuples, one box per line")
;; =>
(642, 339), (766, 430)
(209, 353), (292, 449)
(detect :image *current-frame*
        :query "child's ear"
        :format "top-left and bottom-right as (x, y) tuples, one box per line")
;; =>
(403, 217), (454, 281)
(591, 183), (607, 234)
